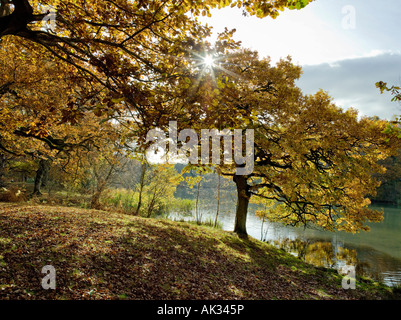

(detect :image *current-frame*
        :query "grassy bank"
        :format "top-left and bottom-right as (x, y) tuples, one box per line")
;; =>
(0, 202), (398, 300)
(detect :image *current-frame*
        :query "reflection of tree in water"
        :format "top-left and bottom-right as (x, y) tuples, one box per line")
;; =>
(270, 238), (360, 271)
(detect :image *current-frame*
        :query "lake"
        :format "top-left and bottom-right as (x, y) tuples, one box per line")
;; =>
(173, 186), (401, 287)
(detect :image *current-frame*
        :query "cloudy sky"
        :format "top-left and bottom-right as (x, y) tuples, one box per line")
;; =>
(201, 0), (401, 120)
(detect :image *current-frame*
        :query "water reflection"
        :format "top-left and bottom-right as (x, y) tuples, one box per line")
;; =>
(265, 237), (401, 287)
(268, 238), (357, 269)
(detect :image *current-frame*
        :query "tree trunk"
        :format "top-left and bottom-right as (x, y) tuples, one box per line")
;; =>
(233, 174), (251, 237)
(135, 162), (147, 215)
(90, 160), (118, 210)
(33, 159), (51, 196)
(146, 188), (157, 218)
(0, 153), (7, 188)
(90, 185), (104, 209)
(195, 178), (201, 224)
(41, 160), (50, 188)
(214, 173), (221, 227)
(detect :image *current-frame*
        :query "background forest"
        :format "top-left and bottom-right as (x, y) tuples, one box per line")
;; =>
(1, 151), (401, 220)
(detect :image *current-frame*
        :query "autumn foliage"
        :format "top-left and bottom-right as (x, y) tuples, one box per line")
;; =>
(0, 0), (399, 237)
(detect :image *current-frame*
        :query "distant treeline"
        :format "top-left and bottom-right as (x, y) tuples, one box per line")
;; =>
(371, 149), (401, 205)
(175, 155), (401, 206)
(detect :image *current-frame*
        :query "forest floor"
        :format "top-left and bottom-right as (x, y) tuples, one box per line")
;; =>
(0, 202), (399, 300)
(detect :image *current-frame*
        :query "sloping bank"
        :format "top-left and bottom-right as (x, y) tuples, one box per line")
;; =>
(0, 203), (398, 300)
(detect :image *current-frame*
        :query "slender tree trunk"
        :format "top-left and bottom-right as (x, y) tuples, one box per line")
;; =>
(146, 188), (158, 218)
(135, 186), (143, 215)
(233, 174), (251, 237)
(90, 161), (117, 209)
(195, 178), (201, 224)
(214, 174), (221, 227)
(135, 162), (147, 215)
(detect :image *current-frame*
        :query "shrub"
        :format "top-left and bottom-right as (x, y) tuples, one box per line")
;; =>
(101, 188), (137, 212)
(100, 188), (196, 218)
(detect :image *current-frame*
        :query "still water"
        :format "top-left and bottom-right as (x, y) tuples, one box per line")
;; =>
(173, 187), (401, 287)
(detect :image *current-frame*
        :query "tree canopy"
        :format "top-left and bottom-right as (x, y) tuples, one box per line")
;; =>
(172, 49), (401, 235)
(0, 0), (313, 135)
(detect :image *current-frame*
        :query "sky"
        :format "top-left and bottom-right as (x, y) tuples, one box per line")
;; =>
(200, 0), (401, 120)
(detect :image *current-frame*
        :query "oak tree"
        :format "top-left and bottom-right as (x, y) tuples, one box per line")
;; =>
(0, 0), (314, 136)
(179, 49), (401, 236)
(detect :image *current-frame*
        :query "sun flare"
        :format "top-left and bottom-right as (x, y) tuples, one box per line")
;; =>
(203, 55), (215, 68)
